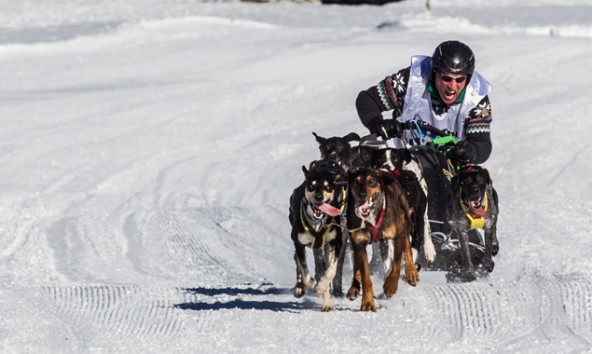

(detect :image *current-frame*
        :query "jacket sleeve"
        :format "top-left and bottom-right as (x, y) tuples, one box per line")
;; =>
(464, 95), (493, 164)
(355, 67), (410, 130)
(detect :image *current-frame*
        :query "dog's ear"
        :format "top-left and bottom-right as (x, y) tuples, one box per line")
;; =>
(302, 165), (311, 179)
(333, 172), (346, 184)
(480, 168), (492, 184)
(371, 149), (386, 169)
(344, 132), (361, 143)
(378, 170), (396, 185)
(312, 132), (327, 145)
(347, 168), (362, 183)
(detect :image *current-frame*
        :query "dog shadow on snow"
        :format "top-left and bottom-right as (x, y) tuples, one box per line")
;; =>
(174, 284), (317, 313)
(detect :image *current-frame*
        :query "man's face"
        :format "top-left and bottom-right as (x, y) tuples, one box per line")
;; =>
(434, 70), (467, 105)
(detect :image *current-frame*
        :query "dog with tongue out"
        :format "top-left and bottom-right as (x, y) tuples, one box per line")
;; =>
(288, 160), (346, 311)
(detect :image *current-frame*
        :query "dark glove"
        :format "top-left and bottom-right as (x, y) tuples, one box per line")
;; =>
(447, 140), (476, 163)
(368, 117), (402, 140)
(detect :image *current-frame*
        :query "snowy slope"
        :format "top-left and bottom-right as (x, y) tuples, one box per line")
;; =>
(0, 0), (591, 352)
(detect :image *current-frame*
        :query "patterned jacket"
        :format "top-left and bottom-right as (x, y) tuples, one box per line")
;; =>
(355, 62), (493, 164)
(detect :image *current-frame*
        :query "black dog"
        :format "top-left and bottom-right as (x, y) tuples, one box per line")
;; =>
(289, 160), (346, 310)
(311, 132), (362, 296)
(313, 132), (360, 170)
(450, 165), (499, 281)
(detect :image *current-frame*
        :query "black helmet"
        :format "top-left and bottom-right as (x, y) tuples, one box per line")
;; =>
(431, 40), (475, 76)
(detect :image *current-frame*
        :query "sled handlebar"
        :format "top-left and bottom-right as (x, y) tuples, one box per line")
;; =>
(358, 120), (457, 147)
(398, 121), (452, 138)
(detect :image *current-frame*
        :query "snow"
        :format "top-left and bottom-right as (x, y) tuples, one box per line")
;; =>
(0, 0), (591, 352)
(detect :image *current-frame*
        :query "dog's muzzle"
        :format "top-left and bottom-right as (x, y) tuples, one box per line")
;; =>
(311, 203), (326, 220)
(355, 195), (378, 220)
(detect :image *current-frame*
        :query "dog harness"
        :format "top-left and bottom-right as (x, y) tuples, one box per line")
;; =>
(354, 196), (387, 244)
(299, 189), (347, 249)
(460, 190), (489, 229)
(367, 199), (386, 243)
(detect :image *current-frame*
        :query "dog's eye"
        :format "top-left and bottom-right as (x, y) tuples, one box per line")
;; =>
(367, 177), (377, 186)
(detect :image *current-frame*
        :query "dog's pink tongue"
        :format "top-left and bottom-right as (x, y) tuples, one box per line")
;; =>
(318, 203), (341, 217)
(469, 207), (489, 218)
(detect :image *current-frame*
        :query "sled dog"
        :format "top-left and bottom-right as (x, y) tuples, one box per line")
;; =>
(450, 165), (499, 282)
(288, 160), (346, 311)
(373, 148), (435, 264)
(346, 168), (418, 311)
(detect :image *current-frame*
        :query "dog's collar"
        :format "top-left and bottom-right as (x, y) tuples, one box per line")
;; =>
(460, 190), (489, 229)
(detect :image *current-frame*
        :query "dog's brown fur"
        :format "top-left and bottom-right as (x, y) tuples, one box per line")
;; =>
(346, 169), (419, 311)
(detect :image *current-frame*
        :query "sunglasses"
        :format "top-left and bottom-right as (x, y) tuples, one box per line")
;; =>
(439, 72), (467, 84)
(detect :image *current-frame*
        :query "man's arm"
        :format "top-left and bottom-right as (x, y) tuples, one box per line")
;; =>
(355, 67), (410, 130)
(464, 95), (493, 164)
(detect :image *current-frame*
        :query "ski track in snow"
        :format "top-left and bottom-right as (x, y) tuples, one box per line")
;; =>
(27, 276), (591, 351)
(1, 0), (592, 352)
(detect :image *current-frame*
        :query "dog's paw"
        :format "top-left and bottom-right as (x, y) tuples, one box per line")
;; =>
(314, 280), (330, 297)
(360, 299), (377, 312)
(302, 275), (316, 289)
(482, 258), (495, 273)
(491, 234), (499, 256)
(492, 244), (499, 256)
(346, 286), (360, 301)
(423, 239), (437, 262)
(294, 284), (306, 298)
(383, 281), (398, 299)
(321, 304), (335, 312)
(405, 264), (420, 286)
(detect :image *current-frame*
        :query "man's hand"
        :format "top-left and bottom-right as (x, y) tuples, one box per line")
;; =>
(368, 118), (402, 140)
(448, 140), (476, 162)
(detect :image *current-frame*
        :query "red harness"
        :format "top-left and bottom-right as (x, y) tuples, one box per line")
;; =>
(366, 198), (386, 243)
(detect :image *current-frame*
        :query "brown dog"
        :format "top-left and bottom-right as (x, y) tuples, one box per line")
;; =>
(346, 168), (419, 311)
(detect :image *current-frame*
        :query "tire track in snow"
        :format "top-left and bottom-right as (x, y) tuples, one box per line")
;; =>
(43, 285), (188, 343)
(419, 276), (592, 350)
(561, 278), (592, 343)
(541, 277), (592, 346)
(425, 282), (507, 340)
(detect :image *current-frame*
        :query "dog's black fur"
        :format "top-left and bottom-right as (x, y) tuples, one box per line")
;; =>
(313, 132), (360, 171)
(450, 165), (499, 282)
(289, 160), (346, 310)
(311, 132), (362, 297)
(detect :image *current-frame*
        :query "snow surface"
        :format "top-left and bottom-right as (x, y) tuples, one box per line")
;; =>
(1, 0), (591, 352)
